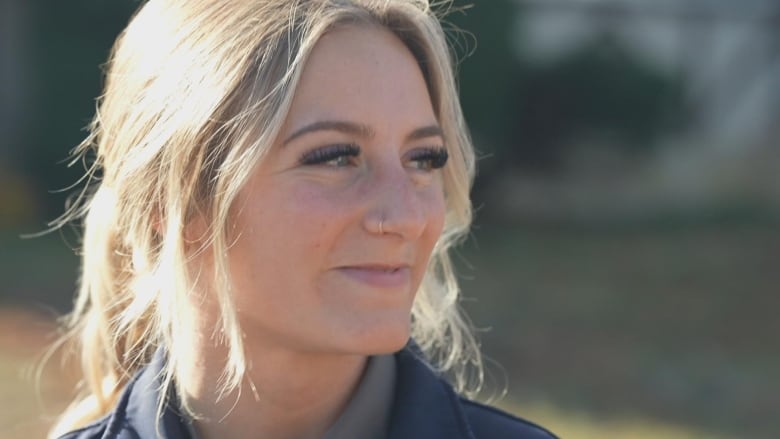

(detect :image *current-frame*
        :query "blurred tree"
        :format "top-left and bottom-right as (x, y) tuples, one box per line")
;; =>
(445, 0), (526, 169)
(21, 0), (137, 219)
(507, 32), (690, 171)
(447, 2), (690, 178)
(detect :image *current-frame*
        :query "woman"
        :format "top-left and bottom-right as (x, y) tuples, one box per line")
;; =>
(51, 1), (557, 438)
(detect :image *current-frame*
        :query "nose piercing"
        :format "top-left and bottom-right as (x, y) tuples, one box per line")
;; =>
(379, 219), (384, 235)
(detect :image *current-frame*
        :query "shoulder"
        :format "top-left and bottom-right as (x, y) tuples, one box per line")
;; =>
(55, 415), (140, 439)
(54, 371), (145, 439)
(458, 397), (559, 439)
(55, 415), (145, 439)
(56, 350), (186, 439)
(392, 346), (557, 439)
(56, 420), (106, 439)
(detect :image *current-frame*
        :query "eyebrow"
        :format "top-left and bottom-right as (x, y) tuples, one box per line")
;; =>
(406, 125), (444, 142)
(282, 120), (443, 146)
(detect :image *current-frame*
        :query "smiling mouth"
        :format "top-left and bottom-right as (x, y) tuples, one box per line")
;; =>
(337, 265), (411, 288)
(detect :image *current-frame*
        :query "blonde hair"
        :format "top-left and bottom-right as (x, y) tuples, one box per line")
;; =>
(50, 0), (479, 436)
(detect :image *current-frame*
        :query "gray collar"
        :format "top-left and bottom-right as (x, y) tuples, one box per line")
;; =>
(184, 354), (396, 439)
(322, 354), (396, 439)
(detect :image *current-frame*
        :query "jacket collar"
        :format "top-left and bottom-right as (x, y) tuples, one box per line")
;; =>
(388, 348), (475, 439)
(115, 345), (475, 439)
(116, 349), (190, 439)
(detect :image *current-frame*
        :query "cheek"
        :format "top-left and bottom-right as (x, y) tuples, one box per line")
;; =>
(421, 186), (447, 248)
(239, 182), (351, 257)
(285, 183), (352, 242)
(227, 185), (341, 307)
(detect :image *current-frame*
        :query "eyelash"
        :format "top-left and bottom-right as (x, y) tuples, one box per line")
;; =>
(408, 146), (449, 170)
(299, 144), (449, 171)
(299, 144), (360, 166)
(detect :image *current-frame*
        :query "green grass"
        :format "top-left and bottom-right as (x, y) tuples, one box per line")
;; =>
(457, 220), (780, 438)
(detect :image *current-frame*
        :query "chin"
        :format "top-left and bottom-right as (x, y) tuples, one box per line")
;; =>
(339, 314), (412, 355)
(369, 331), (411, 354)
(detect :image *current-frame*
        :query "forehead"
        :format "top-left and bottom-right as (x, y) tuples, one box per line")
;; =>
(281, 24), (437, 131)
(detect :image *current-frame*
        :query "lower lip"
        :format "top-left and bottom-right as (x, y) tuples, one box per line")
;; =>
(338, 267), (411, 289)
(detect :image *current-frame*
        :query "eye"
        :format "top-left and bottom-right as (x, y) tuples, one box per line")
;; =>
(299, 144), (360, 167)
(407, 146), (448, 171)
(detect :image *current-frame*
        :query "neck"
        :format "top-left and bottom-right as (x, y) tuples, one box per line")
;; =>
(182, 338), (367, 439)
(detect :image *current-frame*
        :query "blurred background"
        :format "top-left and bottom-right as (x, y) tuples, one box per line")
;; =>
(1, 0), (778, 438)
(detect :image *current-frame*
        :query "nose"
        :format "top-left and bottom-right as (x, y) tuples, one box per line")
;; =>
(363, 163), (428, 241)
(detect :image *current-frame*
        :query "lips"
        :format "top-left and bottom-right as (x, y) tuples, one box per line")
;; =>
(337, 264), (411, 288)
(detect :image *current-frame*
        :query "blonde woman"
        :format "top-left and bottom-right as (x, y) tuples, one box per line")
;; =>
(51, 1), (556, 438)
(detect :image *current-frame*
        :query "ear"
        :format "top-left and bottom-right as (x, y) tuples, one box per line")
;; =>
(151, 210), (163, 236)
(155, 204), (210, 250)
(183, 213), (210, 246)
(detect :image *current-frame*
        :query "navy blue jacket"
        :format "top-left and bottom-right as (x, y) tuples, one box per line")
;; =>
(58, 348), (557, 439)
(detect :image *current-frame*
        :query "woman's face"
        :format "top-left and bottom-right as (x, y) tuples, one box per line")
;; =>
(225, 25), (446, 355)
